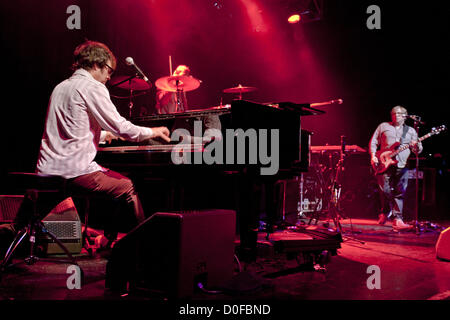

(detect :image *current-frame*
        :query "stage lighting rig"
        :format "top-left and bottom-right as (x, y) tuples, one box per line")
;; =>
(286, 0), (324, 24)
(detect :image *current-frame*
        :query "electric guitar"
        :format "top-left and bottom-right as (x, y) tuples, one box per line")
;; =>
(372, 125), (446, 175)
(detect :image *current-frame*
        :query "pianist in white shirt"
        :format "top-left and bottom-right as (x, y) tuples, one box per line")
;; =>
(29, 40), (170, 244)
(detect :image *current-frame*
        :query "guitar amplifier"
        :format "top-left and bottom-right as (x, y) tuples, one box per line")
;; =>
(40, 197), (82, 255)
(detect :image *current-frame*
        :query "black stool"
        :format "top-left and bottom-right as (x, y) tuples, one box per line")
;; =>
(0, 173), (83, 277)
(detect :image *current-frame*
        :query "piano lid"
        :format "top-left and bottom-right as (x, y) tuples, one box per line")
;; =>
(131, 105), (231, 122)
(131, 100), (325, 123)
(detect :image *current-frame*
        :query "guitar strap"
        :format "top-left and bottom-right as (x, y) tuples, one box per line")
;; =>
(400, 125), (408, 144)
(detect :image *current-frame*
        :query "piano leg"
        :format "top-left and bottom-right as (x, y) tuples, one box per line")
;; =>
(264, 179), (277, 236)
(168, 177), (185, 211)
(236, 173), (259, 263)
(235, 172), (284, 262)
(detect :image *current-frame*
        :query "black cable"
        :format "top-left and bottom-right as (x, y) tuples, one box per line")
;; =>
(196, 282), (223, 294)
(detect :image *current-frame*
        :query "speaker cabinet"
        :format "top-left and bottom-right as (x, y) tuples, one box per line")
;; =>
(436, 227), (450, 261)
(106, 209), (236, 298)
(40, 197), (82, 255)
(0, 195), (24, 222)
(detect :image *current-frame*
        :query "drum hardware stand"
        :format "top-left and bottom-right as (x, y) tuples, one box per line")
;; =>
(306, 163), (327, 226)
(314, 152), (337, 226)
(327, 136), (364, 244)
(297, 174), (305, 220)
(295, 156), (329, 226)
(128, 86), (134, 119)
(175, 80), (184, 113)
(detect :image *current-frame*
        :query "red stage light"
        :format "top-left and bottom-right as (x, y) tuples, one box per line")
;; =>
(288, 14), (301, 24)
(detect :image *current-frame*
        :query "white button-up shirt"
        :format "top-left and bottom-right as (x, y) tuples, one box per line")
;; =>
(36, 68), (153, 178)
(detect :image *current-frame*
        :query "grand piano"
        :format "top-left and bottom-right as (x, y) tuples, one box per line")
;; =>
(96, 99), (332, 260)
(97, 100), (317, 173)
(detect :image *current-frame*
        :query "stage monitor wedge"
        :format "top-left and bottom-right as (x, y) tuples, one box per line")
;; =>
(106, 209), (236, 298)
(436, 227), (450, 261)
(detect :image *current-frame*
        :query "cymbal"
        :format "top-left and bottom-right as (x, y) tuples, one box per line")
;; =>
(109, 76), (151, 91)
(223, 84), (257, 94)
(155, 75), (201, 92)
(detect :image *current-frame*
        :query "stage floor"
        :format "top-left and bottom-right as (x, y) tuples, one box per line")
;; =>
(1, 218), (450, 302)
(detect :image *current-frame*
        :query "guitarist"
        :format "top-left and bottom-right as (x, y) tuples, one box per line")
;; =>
(369, 106), (422, 230)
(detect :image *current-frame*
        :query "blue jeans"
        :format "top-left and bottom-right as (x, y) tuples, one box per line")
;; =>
(376, 166), (409, 220)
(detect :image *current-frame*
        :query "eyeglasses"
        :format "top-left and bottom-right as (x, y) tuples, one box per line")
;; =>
(104, 63), (115, 76)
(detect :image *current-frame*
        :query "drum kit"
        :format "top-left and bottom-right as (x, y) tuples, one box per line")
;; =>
(109, 75), (152, 118)
(111, 73), (256, 97)
(109, 65), (257, 117)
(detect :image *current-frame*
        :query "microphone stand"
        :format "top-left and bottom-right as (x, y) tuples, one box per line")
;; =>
(411, 117), (422, 235)
(109, 75), (138, 120)
(408, 117), (442, 235)
(109, 75), (137, 88)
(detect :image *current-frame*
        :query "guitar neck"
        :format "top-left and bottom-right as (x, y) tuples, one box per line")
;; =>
(390, 133), (431, 158)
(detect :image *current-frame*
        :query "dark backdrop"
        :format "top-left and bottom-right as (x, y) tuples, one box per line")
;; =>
(0, 0), (448, 218)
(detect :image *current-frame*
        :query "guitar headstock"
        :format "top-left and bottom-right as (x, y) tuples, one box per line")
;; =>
(431, 125), (447, 135)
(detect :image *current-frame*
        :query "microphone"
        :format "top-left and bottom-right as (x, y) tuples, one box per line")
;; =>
(310, 99), (343, 108)
(125, 57), (150, 83)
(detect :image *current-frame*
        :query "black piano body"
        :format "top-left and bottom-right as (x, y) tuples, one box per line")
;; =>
(97, 100), (315, 173)
(96, 100), (324, 260)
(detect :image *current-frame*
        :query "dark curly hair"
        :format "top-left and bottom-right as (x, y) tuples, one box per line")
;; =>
(71, 40), (116, 71)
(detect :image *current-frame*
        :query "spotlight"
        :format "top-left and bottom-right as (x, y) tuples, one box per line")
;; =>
(288, 14), (301, 24)
(286, 0), (324, 24)
(212, 1), (223, 10)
